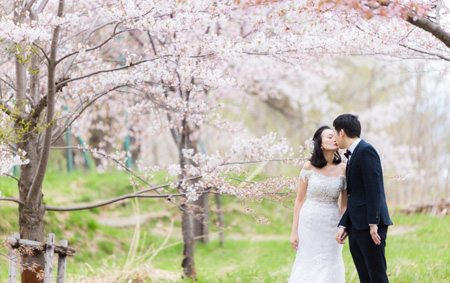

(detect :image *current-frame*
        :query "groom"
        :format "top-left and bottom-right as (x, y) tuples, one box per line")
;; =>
(333, 114), (393, 283)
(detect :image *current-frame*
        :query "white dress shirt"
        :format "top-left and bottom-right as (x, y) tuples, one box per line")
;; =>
(347, 138), (361, 162)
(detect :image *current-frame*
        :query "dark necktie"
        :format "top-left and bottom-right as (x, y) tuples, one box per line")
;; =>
(344, 149), (352, 159)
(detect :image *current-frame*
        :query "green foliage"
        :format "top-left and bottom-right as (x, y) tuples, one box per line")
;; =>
(4, 43), (39, 65)
(98, 240), (115, 255)
(66, 210), (99, 231)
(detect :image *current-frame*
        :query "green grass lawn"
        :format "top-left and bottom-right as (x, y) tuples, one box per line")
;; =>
(0, 171), (449, 282)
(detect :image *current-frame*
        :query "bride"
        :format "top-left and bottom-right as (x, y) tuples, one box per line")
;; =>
(289, 126), (347, 283)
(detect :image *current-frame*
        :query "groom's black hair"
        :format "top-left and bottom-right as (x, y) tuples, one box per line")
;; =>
(333, 114), (361, 138)
(310, 125), (341, 168)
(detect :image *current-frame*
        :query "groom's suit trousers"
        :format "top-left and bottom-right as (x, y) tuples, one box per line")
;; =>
(348, 224), (389, 283)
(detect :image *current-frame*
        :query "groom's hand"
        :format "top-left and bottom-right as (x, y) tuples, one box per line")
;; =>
(370, 225), (381, 245)
(335, 227), (347, 244)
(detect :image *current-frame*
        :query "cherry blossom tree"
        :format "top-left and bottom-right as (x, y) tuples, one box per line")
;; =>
(0, 0), (309, 280)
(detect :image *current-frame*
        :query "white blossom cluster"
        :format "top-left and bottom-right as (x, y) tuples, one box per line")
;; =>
(158, 133), (301, 202)
(0, 145), (29, 176)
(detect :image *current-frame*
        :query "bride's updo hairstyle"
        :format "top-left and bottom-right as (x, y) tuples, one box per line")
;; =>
(310, 125), (341, 168)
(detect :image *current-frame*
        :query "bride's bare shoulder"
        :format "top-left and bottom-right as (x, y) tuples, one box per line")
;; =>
(302, 161), (313, 170)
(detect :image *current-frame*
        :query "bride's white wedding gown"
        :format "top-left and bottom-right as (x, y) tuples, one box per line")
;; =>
(289, 170), (346, 283)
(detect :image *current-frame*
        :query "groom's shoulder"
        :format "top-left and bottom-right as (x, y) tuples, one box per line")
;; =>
(359, 140), (380, 156)
(359, 140), (374, 150)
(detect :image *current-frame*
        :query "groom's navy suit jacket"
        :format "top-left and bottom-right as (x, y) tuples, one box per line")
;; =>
(339, 140), (393, 230)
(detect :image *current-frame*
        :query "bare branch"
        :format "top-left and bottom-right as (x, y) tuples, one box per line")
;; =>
(59, 21), (116, 46)
(55, 57), (167, 90)
(36, 0), (50, 13)
(45, 192), (185, 211)
(222, 158), (304, 166)
(51, 84), (128, 144)
(264, 99), (302, 120)
(32, 43), (50, 63)
(50, 145), (163, 192)
(0, 197), (24, 205)
(4, 173), (20, 182)
(400, 44), (450, 61)
(147, 32), (158, 55)
(56, 28), (130, 65)
(1, 77), (16, 91)
(23, 0), (38, 12)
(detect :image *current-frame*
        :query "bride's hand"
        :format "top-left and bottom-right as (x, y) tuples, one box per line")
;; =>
(290, 233), (299, 250)
(335, 227), (347, 244)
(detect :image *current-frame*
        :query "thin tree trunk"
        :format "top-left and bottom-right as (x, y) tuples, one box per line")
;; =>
(215, 193), (224, 247)
(177, 123), (197, 280)
(193, 194), (209, 243)
(191, 138), (209, 243)
(180, 203), (196, 280)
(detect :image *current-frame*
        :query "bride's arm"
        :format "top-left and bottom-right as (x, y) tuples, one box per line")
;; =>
(290, 165), (309, 250)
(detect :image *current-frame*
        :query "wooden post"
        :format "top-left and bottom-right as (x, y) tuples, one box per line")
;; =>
(56, 240), (68, 283)
(8, 232), (20, 283)
(44, 233), (55, 283)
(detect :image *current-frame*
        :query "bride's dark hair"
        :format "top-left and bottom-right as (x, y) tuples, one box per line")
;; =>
(310, 125), (341, 168)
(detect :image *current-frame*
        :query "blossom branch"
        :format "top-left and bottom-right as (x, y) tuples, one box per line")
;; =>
(406, 14), (450, 48)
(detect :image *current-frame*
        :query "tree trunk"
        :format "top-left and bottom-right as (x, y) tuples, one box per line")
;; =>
(180, 203), (196, 280)
(14, 1), (65, 281)
(18, 137), (45, 283)
(193, 194), (209, 243)
(177, 123), (197, 280)
(215, 193), (224, 247)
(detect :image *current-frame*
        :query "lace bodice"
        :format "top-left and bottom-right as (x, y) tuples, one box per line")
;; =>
(299, 170), (346, 204)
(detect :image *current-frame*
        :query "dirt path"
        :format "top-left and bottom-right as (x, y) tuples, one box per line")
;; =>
(96, 211), (171, 227)
(97, 213), (419, 239)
